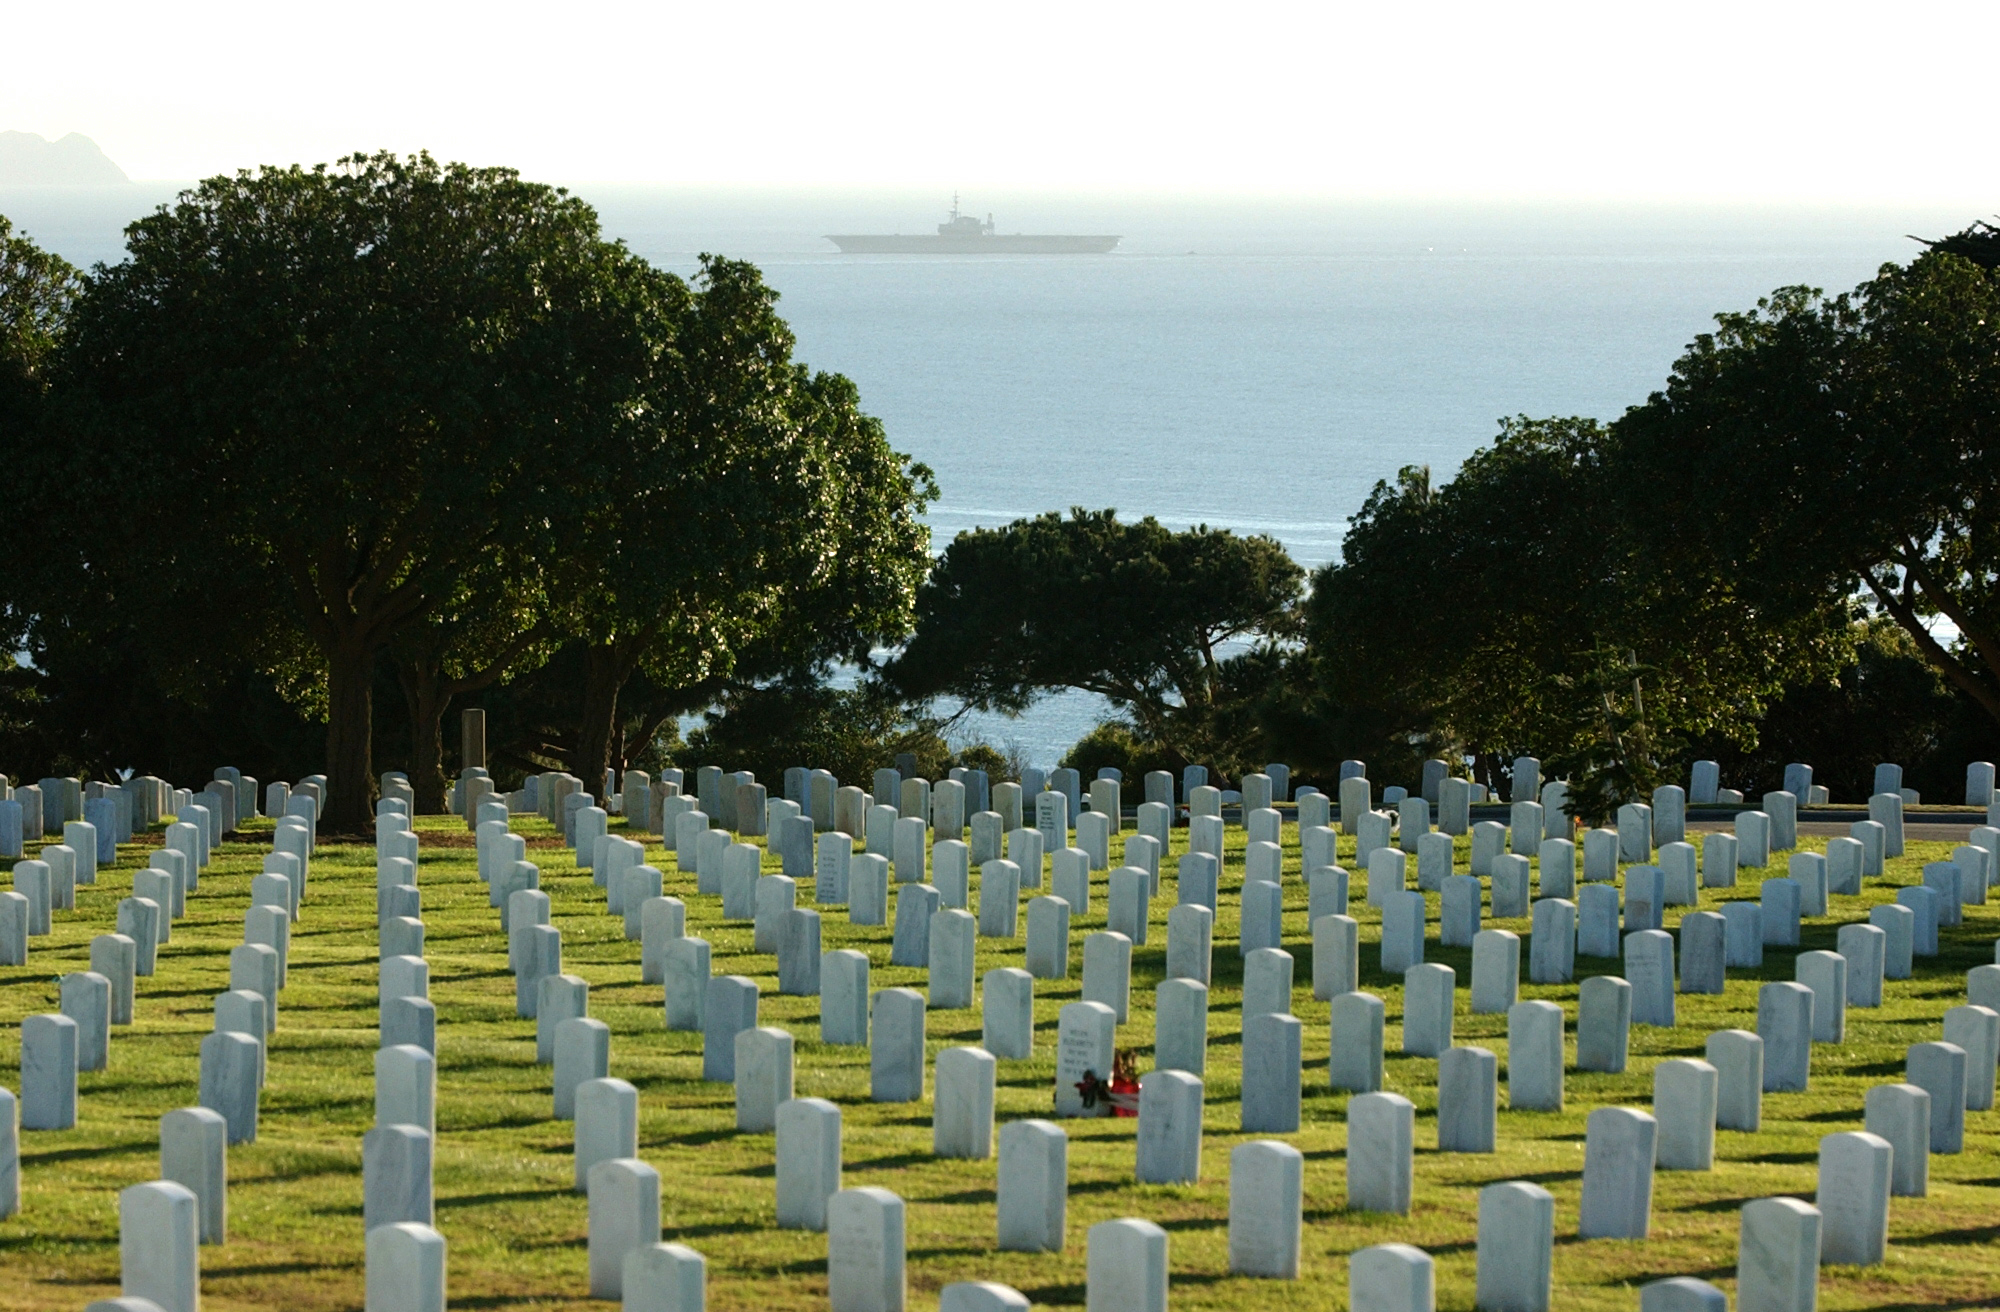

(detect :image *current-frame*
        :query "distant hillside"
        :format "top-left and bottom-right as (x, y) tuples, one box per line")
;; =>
(0, 131), (129, 185)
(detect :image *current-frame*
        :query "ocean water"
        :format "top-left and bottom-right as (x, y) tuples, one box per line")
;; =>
(5, 184), (1968, 765)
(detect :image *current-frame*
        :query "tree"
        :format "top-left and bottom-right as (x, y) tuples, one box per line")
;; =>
(384, 549), (558, 812)
(1613, 236), (2000, 731)
(1308, 419), (1847, 819)
(679, 679), (955, 788)
(48, 153), (656, 830)
(554, 257), (936, 790)
(0, 215), (82, 656)
(1687, 616), (1997, 803)
(885, 510), (1305, 775)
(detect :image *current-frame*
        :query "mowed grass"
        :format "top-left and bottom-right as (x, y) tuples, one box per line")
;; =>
(1, 805), (1997, 1311)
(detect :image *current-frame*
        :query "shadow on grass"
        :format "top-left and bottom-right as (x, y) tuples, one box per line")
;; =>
(655, 1127), (744, 1148)
(21, 1141), (151, 1166)
(1015, 1282), (1085, 1306)
(204, 1260), (346, 1278)
(1896, 1223), (2000, 1247)
(927, 1187), (996, 1205)
(846, 1151), (935, 1171)
(670, 1218), (775, 1240)
(1676, 1193), (1768, 1214)
(908, 1244), (994, 1260)
(1844, 1059), (1916, 1077)
(437, 1186), (573, 1210)
(1797, 1106), (1868, 1123)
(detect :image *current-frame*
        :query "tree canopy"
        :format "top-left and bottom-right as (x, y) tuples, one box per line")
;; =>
(886, 509), (1303, 774)
(43, 153), (649, 827)
(31, 153), (933, 828)
(1308, 417), (1853, 819)
(548, 255), (936, 790)
(1614, 247), (2000, 730)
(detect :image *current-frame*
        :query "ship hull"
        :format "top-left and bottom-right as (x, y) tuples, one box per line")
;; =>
(826, 233), (1119, 254)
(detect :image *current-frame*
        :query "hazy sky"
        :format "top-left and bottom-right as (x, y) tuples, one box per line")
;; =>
(8, 0), (1999, 201)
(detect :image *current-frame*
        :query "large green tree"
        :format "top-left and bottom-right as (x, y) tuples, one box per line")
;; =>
(0, 214), (79, 421)
(1614, 238), (2000, 729)
(0, 216), (82, 658)
(553, 257), (937, 791)
(49, 153), (649, 830)
(1310, 418), (1847, 817)
(886, 509), (1304, 773)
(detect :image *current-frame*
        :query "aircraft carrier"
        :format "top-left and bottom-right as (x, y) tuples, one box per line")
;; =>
(827, 198), (1119, 254)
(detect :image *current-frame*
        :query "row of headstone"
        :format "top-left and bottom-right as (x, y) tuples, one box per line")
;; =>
(8, 776), (208, 1139)
(428, 747), (1978, 1309)
(6, 765), (308, 1301)
(520, 746), (2000, 1307)
(363, 801), (450, 1312)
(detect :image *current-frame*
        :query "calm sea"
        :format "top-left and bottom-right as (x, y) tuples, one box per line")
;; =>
(4, 184), (1967, 766)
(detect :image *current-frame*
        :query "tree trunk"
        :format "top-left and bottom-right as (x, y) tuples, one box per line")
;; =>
(396, 658), (451, 814)
(323, 637), (378, 834)
(573, 642), (630, 797)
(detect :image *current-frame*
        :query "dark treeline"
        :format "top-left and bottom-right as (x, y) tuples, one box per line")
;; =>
(0, 156), (935, 831)
(3, 169), (1998, 824)
(891, 230), (2000, 817)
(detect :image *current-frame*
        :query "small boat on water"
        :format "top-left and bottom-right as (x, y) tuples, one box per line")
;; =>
(827, 197), (1119, 254)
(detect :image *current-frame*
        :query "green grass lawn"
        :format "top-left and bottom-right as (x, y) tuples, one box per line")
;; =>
(1, 806), (1995, 1311)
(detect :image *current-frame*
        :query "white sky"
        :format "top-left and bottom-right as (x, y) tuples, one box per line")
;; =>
(7, 0), (1999, 201)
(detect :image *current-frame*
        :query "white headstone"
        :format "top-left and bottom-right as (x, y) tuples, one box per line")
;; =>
(1437, 1046), (1497, 1153)
(933, 1046), (996, 1159)
(1758, 982), (1814, 1092)
(1085, 1217), (1167, 1312)
(1864, 1082), (1930, 1197)
(996, 1118), (1066, 1252)
(1507, 1000), (1565, 1112)
(1736, 1196), (1821, 1312)
(587, 1158), (660, 1300)
(1347, 1091), (1415, 1213)
(119, 1180), (199, 1312)
(1577, 976), (1631, 1073)
(1654, 1058), (1718, 1170)
(574, 1077), (639, 1193)
(1053, 1000), (1115, 1118)
(871, 988), (926, 1103)
(827, 1186), (904, 1312)
(1579, 1106), (1656, 1238)
(362, 1123), (432, 1230)
(1475, 1180), (1553, 1312)
(1133, 1069), (1203, 1184)
(1908, 1041), (1968, 1152)
(1330, 991), (1385, 1093)
(982, 968), (1034, 1059)
(1351, 1242), (1435, 1312)
(159, 1106), (227, 1244)
(1227, 1139), (1302, 1277)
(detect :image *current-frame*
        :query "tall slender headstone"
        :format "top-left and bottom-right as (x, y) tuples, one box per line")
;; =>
(1085, 1218), (1168, 1312)
(776, 1096), (842, 1230)
(1227, 1139), (1302, 1277)
(119, 1180), (199, 1312)
(1579, 1107), (1656, 1238)
(828, 1186), (905, 1312)
(1347, 1092), (1416, 1213)
(1476, 1180), (1554, 1312)
(588, 1158), (661, 1300)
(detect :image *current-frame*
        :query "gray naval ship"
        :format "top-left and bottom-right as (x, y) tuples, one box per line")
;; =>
(827, 197), (1119, 254)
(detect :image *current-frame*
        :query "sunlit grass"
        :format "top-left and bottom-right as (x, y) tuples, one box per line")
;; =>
(0, 805), (1994, 1310)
